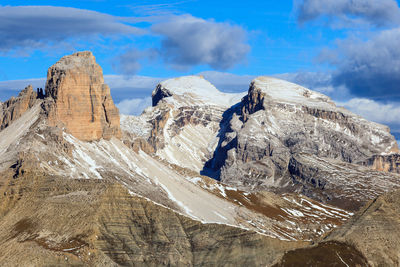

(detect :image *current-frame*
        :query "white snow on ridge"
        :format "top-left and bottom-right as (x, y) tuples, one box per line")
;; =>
(120, 114), (151, 137)
(158, 75), (245, 107)
(252, 76), (334, 109)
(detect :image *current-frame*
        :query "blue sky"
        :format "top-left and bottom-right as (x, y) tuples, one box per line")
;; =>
(1, 0), (400, 139)
(0, 0), (334, 79)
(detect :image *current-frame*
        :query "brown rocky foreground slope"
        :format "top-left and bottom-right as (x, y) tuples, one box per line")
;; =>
(0, 164), (306, 266)
(324, 189), (400, 266)
(273, 189), (400, 266)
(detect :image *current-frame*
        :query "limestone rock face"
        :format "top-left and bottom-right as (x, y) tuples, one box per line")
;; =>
(0, 85), (38, 130)
(45, 51), (121, 141)
(199, 76), (400, 208)
(362, 153), (400, 174)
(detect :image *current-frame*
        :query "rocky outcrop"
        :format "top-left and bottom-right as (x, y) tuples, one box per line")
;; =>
(241, 81), (265, 121)
(122, 76), (243, 170)
(324, 189), (400, 266)
(122, 75), (400, 210)
(286, 153), (400, 210)
(273, 241), (369, 267)
(152, 84), (172, 107)
(44, 51), (121, 141)
(0, 85), (38, 130)
(362, 153), (400, 174)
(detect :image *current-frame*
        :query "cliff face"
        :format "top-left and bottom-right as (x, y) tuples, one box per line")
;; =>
(122, 76), (245, 171)
(362, 154), (400, 174)
(45, 51), (121, 141)
(0, 85), (38, 130)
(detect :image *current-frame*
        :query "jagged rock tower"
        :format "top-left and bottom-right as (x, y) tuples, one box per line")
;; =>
(45, 51), (121, 141)
(0, 85), (38, 130)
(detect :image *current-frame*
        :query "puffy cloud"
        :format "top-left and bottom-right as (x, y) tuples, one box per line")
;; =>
(152, 15), (250, 70)
(338, 98), (400, 137)
(0, 6), (145, 52)
(297, 0), (400, 27)
(116, 97), (152, 115)
(296, 1), (400, 100)
(339, 98), (400, 126)
(325, 28), (400, 100)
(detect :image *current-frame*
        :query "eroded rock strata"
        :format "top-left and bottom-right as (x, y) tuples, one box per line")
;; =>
(45, 51), (121, 141)
(362, 153), (400, 174)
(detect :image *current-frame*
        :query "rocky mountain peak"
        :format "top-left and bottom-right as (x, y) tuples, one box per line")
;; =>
(44, 51), (121, 141)
(242, 76), (335, 120)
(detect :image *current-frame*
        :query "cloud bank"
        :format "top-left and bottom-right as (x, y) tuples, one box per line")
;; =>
(297, 0), (400, 27)
(0, 6), (250, 73)
(328, 28), (400, 100)
(296, 0), (400, 101)
(0, 5), (144, 52)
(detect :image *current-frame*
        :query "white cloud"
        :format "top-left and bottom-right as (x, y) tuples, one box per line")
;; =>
(116, 97), (152, 115)
(338, 98), (400, 127)
(152, 14), (250, 70)
(297, 0), (400, 27)
(0, 6), (145, 52)
(324, 28), (400, 100)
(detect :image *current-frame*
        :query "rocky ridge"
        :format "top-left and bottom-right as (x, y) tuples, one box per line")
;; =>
(122, 76), (245, 171)
(126, 75), (400, 210)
